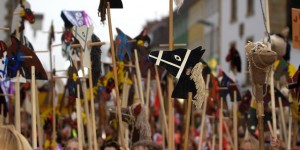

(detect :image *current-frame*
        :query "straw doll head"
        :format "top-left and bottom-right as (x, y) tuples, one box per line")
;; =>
(245, 42), (277, 85)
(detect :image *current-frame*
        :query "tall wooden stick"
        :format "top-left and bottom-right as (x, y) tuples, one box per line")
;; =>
(162, 116), (165, 150)
(31, 66), (37, 149)
(76, 98), (83, 150)
(145, 69), (151, 116)
(121, 72), (129, 147)
(255, 84), (265, 150)
(287, 109), (292, 150)
(233, 91), (238, 150)
(155, 66), (168, 135)
(0, 105), (3, 125)
(211, 134), (216, 150)
(80, 48), (92, 149)
(134, 49), (144, 105)
(36, 84), (43, 149)
(265, 0), (277, 139)
(198, 75), (210, 148)
(268, 120), (275, 138)
(77, 85), (85, 147)
(219, 98), (223, 150)
(14, 71), (20, 132)
(50, 48), (57, 143)
(168, 0), (174, 148)
(88, 61), (98, 150)
(183, 92), (192, 150)
(107, 2), (125, 147)
(133, 75), (140, 103)
(270, 70), (277, 138)
(278, 98), (287, 143)
(121, 72), (129, 107)
(223, 118), (234, 148)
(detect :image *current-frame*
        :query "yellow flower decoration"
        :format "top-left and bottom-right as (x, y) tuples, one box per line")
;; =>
(72, 73), (77, 82)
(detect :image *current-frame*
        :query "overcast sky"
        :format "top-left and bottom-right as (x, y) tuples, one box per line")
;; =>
(24, 0), (175, 71)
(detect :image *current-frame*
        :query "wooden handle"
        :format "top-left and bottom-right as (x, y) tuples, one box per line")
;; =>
(31, 66), (37, 149)
(183, 92), (192, 150)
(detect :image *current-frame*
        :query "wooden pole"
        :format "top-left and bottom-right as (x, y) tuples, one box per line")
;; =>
(270, 70), (277, 138)
(49, 44), (57, 144)
(0, 105), (3, 125)
(122, 72), (129, 108)
(167, 75), (174, 150)
(287, 109), (292, 150)
(256, 84), (265, 150)
(14, 71), (20, 132)
(145, 69), (151, 116)
(162, 116), (165, 150)
(267, 120), (275, 137)
(219, 98), (223, 150)
(31, 66), (37, 149)
(107, 2), (125, 147)
(0, 27), (10, 31)
(36, 84), (43, 150)
(211, 134), (216, 150)
(278, 98), (287, 143)
(277, 109), (283, 140)
(198, 75), (210, 148)
(183, 92), (192, 150)
(155, 66), (168, 135)
(88, 61), (98, 150)
(133, 75), (140, 103)
(233, 91), (238, 150)
(121, 72), (129, 147)
(265, 0), (277, 139)
(79, 48), (93, 149)
(223, 118), (234, 148)
(134, 49), (145, 105)
(168, 0), (174, 148)
(77, 85), (85, 147)
(76, 98), (83, 150)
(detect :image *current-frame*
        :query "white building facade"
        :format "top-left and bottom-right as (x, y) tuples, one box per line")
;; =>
(220, 0), (266, 84)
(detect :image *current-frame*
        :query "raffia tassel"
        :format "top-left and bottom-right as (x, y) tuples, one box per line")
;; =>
(135, 105), (151, 140)
(190, 62), (206, 109)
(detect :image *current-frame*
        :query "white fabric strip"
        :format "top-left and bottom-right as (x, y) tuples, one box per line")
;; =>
(155, 51), (163, 65)
(149, 55), (180, 68)
(175, 49), (191, 79)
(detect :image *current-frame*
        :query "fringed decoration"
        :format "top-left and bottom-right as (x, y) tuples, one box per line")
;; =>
(98, 0), (107, 23)
(135, 105), (151, 140)
(91, 34), (102, 86)
(190, 62), (206, 109)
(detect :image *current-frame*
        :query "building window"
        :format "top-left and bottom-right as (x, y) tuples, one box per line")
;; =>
(231, 0), (237, 23)
(246, 0), (254, 17)
(239, 23), (244, 38)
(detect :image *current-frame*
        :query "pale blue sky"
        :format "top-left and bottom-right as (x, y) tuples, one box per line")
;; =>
(24, 0), (176, 71)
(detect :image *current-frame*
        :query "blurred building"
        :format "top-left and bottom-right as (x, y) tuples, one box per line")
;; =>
(0, 0), (19, 42)
(144, 0), (300, 85)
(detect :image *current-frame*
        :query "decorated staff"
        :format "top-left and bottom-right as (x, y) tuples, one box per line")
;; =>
(245, 41), (277, 149)
(149, 47), (206, 108)
(61, 10), (104, 149)
(149, 46), (205, 149)
(9, 0), (35, 134)
(106, 1), (125, 147)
